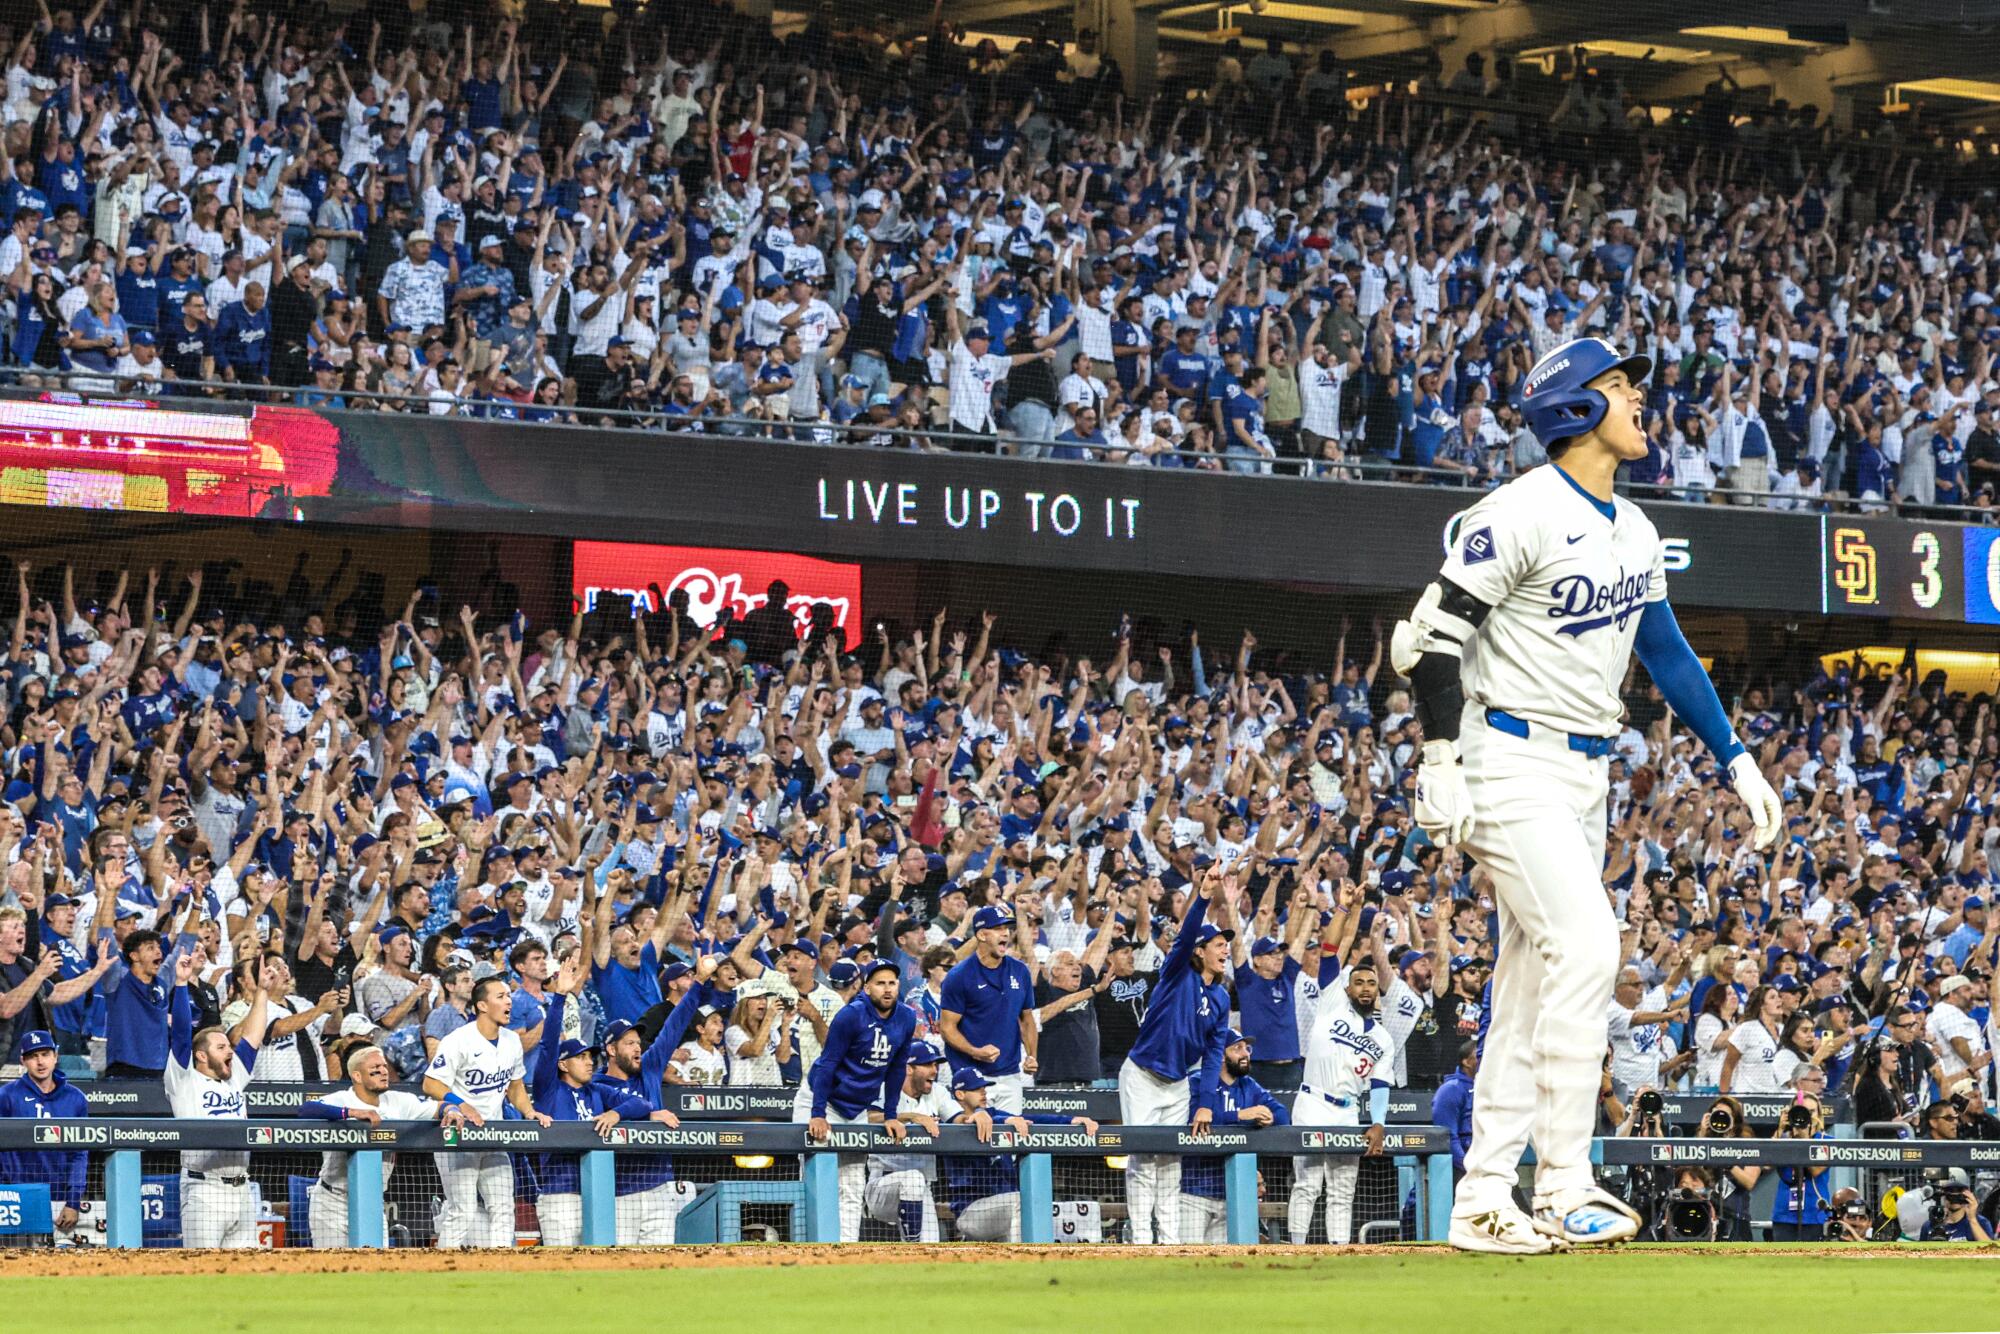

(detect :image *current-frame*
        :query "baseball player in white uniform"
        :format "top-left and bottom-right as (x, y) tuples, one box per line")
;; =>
(1288, 953), (1397, 1245)
(164, 952), (271, 1248)
(298, 1045), (463, 1247)
(421, 975), (553, 1247)
(1392, 337), (1781, 1253)
(864, 1041), (954, 1242)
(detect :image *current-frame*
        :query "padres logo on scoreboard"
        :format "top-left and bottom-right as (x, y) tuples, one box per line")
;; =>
(1830, 528), (1877, 607)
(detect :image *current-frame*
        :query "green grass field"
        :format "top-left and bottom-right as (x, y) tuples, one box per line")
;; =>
(11, 1248), (1999, 1333)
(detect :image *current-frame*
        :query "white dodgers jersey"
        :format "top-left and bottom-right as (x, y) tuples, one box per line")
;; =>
(1302, 986), (1398, 1105)
(1439, 464), (1666, 738)
(427, 1023), (526, 1121)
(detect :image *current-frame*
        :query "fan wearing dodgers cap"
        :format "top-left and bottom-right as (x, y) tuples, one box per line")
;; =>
(1117, 871), (1233, 1245)
(0, 1030), (90, 1237)
(526, 967), (668, 1246)
(1393, 334), (1781, 1252)
(794, 958), (918, 1242)
(862, 1040), (955, 1242)
(938, 902), (1038, 1110)
(941, 1065), (1100, 1242)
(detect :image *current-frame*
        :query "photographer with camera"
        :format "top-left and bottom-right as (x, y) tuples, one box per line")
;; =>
(1894, 1167), (1994, 1242)
(1697, 1096), (1764, 1241)
(1825, 1187), (1875, 1241)
(1767, 1094), (1831, 1241)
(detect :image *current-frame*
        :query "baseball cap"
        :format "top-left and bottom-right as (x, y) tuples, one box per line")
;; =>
(405, 229), (432, 246)
(971, 905), (1014, 932)
(1938, 974), (1972, 996)
(602, 1019), (639, 1045)
(1193, 923), (1234, 946)
(659, 961), (692, 984)
(950, 1067), (992, 1092)
(1219, 1027), (1252, 1050)
(908, 1041), (944, 1066)
(828, 960), (861, 987)
(17, 1029), (55, 1057)
(863, 958), (901, 982)
(1249, 936), (1284, 958)
(556, 1037), (598, 1062)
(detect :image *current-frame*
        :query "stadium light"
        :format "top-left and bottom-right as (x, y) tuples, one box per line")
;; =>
(1679, 26), (1826, 47)
(1899, 77), (2000, 105)
(1104, 1155), (1130, 1170)
(733, 1155), (776, 1170)
(1521, 39), (1716, 63)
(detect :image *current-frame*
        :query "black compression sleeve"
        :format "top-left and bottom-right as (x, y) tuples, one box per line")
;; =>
(1410, 579), (1490, 745)
(1411, 652), (1465, 743)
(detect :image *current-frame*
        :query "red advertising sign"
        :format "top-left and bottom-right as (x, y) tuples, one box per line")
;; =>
(571, 540), (864, 648)
(0, 395), (338, 517)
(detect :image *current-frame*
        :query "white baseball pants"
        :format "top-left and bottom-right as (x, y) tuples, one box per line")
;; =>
(865, 1171), (941, 1242)
(1288, 1092), (1361, 1243)
(435, 1151), (516, 1248)
(792, 1085), (867, 1242)
(536, 1192), (582, 1246)
(616, 1182), (690, 1245)
(1117, 1058), (1190, 1245)
(1454, 715), (1620, 1211)
(954, 1191), (1022, 1241)
(307, 1181), (390, 1249)
(1181, 1195), (1228, 1243)
(181, 1175), (259, 1248)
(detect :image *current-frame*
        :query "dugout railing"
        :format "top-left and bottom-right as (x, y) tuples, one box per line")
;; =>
(0, 1118), (1456, 1249)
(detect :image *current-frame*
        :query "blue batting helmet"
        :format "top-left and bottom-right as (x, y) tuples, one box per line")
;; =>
(1520, 337), (1652, 447)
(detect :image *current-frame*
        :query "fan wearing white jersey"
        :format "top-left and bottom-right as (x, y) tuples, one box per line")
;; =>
(298, 1045), (463, 1247)
(421, 975), (553, 1248)
(1392, 337), (1781, 1254)
(164, 951), (272, 1248)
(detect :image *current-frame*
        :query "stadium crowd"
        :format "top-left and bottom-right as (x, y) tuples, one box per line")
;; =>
(0, 547), (1991, 1242)
(0, 0), (1997, 514)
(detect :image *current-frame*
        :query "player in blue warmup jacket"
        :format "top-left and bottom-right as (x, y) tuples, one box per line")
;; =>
(795, 958), (918, 1241)
(1118, 872), (1233, 1244)
(527, 987), (663, 1246)
(592, 961), (714, 1243)
(1179, 1029), (1290, 1242)
(0, 1030), (90, 1237)
(940, 1067), (1099, 1241)
(938, 904), (1038, 1107)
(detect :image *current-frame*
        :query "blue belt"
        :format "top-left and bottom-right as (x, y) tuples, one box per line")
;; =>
(1484, 708), (1617, 759)
(1299, 1084), (1354, 1109)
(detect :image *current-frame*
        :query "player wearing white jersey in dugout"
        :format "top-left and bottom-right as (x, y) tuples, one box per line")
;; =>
(1390, 337), (1783, 1254)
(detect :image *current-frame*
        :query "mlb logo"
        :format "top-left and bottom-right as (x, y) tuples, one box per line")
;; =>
(1302, 1132), (1327, 1149)
(1462, 526), (1496, 565)
(1809, 1144), (1832, 1163)
(990, 1130), (1019, 1149)
(248, 1127), (275, 1146)
(1650, 1145), (1674, 1162)
(32, 1125), (62, 1146)
(604, 1127), (630, 1146)
(685, 1095), (706, 1112)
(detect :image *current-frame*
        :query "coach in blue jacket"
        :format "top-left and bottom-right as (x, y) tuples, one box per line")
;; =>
(0, 1030), (89, 1233)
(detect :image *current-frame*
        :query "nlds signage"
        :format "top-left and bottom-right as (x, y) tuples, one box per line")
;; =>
(572, 541), (864, 649)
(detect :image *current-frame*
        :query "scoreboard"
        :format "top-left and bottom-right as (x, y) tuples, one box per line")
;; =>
(1822, 517), (2000, 623)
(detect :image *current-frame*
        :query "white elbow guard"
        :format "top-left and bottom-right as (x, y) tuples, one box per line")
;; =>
(1389, 582), (1478, 677)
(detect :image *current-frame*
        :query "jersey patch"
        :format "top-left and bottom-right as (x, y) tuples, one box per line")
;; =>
(1461, 526), (1496, 565)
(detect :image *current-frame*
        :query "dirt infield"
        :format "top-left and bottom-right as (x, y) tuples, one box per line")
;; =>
(2, 1242), (1990, 1278)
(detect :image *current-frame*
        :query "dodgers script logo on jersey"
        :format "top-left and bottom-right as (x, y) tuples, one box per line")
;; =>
(1320, 1017), (1389, 1080)
(1548, 569), (1650, 638)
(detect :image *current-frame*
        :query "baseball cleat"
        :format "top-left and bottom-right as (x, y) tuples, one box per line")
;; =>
(1448, 1204), (1564, 1254)
(1532, 1186), (1641, 1246)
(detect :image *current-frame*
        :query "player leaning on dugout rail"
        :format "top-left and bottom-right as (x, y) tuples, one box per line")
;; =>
(1392, 336), (1784, 1255)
